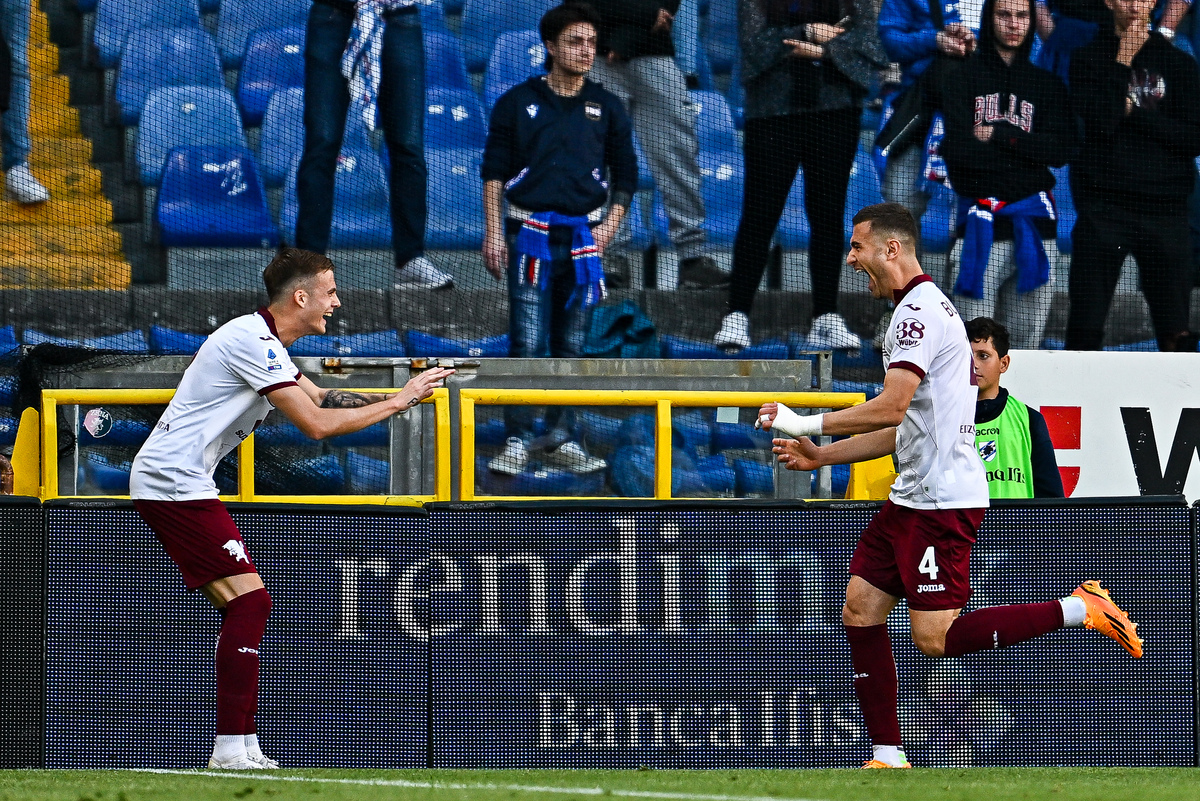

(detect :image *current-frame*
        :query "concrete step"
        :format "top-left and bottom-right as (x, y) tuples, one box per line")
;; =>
(0, 224), (123, 257)
(0, 194), (111, 225)
(0, 254), (130, 288)
(31, 136), (92, 167)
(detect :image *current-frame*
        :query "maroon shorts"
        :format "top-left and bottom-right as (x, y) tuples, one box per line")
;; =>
(134, 498), (258, 590)
(848, 500), (986, 611)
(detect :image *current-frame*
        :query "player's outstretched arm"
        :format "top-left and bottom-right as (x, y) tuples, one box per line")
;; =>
(758, 367), (920, 438)
(268, 367), (453, 440)
(773, 427), (897, 471)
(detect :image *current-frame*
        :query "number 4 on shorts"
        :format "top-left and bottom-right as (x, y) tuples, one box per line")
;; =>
(919, 546), (939, 581)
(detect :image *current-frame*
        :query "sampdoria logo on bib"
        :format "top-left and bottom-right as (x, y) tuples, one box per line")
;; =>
(585, 101), (602, 120)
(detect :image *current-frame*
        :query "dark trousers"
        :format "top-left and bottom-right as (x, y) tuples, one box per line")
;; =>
(1066, 194), (1193, 350)
(729, 107), (860, 316)
(295, 2), (426, 266)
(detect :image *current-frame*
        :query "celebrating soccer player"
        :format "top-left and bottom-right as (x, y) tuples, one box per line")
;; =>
(760, 203), (1141, 769)
(130, 248), (452, 769)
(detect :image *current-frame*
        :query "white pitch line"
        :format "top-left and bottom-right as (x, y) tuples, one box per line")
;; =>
(126, 767), (835, 801)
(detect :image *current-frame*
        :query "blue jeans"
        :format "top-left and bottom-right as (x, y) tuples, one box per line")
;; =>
(295, 2), (426, 266)
(0, 0), (31, 170)
(504, 219), (590, 443)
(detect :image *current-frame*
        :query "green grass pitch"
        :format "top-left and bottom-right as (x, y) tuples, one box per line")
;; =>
(3, 768), (1200, 801)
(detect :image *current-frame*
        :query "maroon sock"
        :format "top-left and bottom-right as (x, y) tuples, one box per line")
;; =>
(943, 601), (1063, 658)
(215, 588), (271, 735)
(845, 624), (902, 746)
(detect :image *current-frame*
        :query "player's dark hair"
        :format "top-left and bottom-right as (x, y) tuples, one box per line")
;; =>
(262, 248), (334, 303)
(965, 316), (1011, 358)
(852, 202), (919, 250)
(540, 2), (600, 71)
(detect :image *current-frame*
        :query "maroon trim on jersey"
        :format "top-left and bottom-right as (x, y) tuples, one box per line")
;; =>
(294, 370), (302, 380)
(888, 360), (926, 379)
(892, 274), (933, 304)
(256, 307), (281, 339)
(258, 380), (298, 396)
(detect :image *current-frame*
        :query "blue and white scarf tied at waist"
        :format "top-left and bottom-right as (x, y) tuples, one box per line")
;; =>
(954, 192), (1056, 300)
(514, 212), (607, 309)
(342, 0), (422, 132)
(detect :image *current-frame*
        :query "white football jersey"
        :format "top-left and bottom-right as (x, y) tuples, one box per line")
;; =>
(881, 275), (989, 510)
(131, 309), (300, 500)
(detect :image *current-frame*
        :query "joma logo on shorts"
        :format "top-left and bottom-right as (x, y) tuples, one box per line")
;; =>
(917, 583), (946, 593)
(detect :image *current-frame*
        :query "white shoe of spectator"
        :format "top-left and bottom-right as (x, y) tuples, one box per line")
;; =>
(543, 440), (606, 474)
(488, 437), (528, 475)
(713, 311), (751, 351)
(395, 256), (454, 289)
(6, 164), (49, 204)
(808, 313), (861, 350)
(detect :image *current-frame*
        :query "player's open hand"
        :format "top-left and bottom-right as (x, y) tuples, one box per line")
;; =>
(773, 436), (821, 472)
(755, 402), (778, 431)
(397, 367), (455, 410)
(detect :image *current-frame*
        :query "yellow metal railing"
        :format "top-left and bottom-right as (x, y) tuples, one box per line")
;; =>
(37, 388), (451, 504)
(459, 388), (895, 501)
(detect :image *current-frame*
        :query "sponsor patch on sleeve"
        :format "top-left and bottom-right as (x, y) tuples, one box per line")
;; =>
(264, 345), (283, 372)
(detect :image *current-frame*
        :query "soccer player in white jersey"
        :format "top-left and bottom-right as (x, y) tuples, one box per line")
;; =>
(130, 249), (452, 769)
(758, 204), (1141, 769)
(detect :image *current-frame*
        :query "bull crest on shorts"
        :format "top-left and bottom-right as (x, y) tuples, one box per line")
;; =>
(222, 539), (249, 564)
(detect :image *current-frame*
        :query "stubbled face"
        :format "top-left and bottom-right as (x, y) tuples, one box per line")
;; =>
(971, 337), (1009, 396)
(993, 0), (1031, 51)
(299, 269), (340, 335)
(847, 222), (891, 299)
(547, 22), (597, 76)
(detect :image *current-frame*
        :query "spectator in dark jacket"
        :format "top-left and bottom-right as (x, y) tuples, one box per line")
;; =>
(1066, 0), (1200, 351)
(713, 0), (888, 351)
(482, 2), (637, 478)
(588, 0), (730, 289)
(941, 0), (1076, 349)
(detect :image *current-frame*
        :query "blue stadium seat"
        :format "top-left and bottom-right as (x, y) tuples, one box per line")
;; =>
(732, 458), (773, 496)
(843, 146), (886, 238)
(115, 27), (223, 126)
(286, 330), (405, 357)
(346, 451), (388, 495)
(280, 147), (392, 248)
(425, 147), (487, 248)
(624, 192), (653, 251)
(691, 90), (739, 153)
(94, 0), (202, 69)
(405, 330), (509, 357)
(483, 29), (546, 111)
(0, 325), (18, 354)
(462, 0), (556, 72)
(237, 26), (305, 126)
(653, 149), (743, 247)
(704, 0), (738, 74)
(215, 0), (308, 68)
(258, 87), (304, 187)
(425, 89), (487, 150)
(631, 130), (653, 191)
(727, 58), (745, 129)
(661, 335), (788, 360)
(921, 183), (956, 253)
(156, 145), (280, 247)
(417, 0), (449, 32)
(85, 331), (150, 351)
(425, 30), (471, 91)
(137, 86), (247, 185)
(22, 329), (79, 346)
(81, 452), (132, 495)
(777, 147), (886, 251)
(1050, 166), (1075, 254)
(149, 325), (207, 355)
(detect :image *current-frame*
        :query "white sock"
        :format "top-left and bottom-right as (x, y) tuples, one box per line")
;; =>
(212, 734), (247, 763)
(244, 733), (263, 757)
(1060, 595), (1087, 627)
(872, 745), (906, 766)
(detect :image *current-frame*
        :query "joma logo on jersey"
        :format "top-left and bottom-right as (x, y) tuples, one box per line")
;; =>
(917, 583), (946, 593)
(223, 539), (249, 563)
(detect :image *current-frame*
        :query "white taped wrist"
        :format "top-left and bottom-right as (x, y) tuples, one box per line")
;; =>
(771, 404), (823, 439)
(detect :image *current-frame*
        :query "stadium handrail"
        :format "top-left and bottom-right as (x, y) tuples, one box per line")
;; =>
(34, 387), (452, 504)
(458, 389), (897, 501)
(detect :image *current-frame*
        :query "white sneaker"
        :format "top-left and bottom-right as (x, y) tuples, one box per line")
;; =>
(543, 440), (606, 474)
(207, 754), (266, 770)
(6, 164), (49, 204)
(808, 313), (861, 350)
(488, 437), (528, 475)
(246, 750), (280, 769)
(713, 311), (751, 351)
(395, 256), (454, 289)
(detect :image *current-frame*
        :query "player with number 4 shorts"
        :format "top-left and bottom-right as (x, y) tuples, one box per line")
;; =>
(759, 204), (1142, 769)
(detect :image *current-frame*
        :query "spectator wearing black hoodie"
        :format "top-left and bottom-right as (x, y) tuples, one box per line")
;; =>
(941, 0), (1076, 349)
(1066, 0), (1200, 351)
